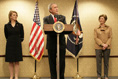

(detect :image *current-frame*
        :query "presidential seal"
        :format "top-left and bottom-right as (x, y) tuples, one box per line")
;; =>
(53, 21), (65, 33)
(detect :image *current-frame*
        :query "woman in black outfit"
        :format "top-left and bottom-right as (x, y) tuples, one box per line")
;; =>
(4, 11), (24, 79)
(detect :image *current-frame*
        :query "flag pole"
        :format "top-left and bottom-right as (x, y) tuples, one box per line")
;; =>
(33, 0), (39, 78)
(74, 57), (82, 79)
(74, 0), (82, 78)
(35, 0), (38, 2)
(77, 58), (79, 72)
(35, 60), (37, 72)
(33, 60), (37, 79)
(31, 0), (42, 78)
(33, 60), (39, 79)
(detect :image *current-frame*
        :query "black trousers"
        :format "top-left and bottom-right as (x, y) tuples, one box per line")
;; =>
(95, 49), (110, 78)
(48, 49), (66, 79)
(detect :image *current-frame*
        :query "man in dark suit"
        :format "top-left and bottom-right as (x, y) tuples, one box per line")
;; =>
(43, 3), (66, 79)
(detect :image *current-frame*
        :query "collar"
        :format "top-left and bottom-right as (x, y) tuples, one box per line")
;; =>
(98, 24), (108, 29)
(8, 20), (19, 24)
(50, 14), (54, 19)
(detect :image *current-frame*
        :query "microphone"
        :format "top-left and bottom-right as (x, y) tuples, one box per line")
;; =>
(54, 15), (64, 22)
(54, 14), (58, 18)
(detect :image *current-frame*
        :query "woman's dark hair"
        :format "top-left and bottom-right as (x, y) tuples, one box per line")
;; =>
(99, 14), (107, 21)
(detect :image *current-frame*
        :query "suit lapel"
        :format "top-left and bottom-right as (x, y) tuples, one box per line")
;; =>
(49, 15), (54, 24)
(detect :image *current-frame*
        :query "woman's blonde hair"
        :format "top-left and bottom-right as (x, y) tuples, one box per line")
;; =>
(8, 10), (18, 21)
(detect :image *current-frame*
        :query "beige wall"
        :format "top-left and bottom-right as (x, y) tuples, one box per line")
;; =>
(0, 0), (118, 78)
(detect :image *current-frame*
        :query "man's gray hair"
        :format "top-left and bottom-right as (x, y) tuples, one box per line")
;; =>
(48, 3), (56, 10)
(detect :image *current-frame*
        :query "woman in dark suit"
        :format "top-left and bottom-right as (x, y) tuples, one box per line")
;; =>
(4, 11), (24, 79)
(94, 14), (112, 79)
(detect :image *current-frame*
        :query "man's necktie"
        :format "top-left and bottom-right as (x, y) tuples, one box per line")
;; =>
(54, 17), (57, 23)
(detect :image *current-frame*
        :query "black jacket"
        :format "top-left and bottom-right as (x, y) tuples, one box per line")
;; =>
(43, 15), (66, 50)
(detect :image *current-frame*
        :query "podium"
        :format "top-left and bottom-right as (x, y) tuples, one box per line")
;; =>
(44, 21), (73, 79)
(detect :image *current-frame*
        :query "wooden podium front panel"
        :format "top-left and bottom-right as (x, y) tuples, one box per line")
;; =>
(43, 24), (73, 34)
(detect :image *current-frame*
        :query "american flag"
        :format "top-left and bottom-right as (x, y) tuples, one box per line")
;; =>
(29, 1), (44, 61)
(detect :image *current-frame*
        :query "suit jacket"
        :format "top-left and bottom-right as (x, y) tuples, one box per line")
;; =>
(94, 25), (112, 49)
(43, 14), (66, 50)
